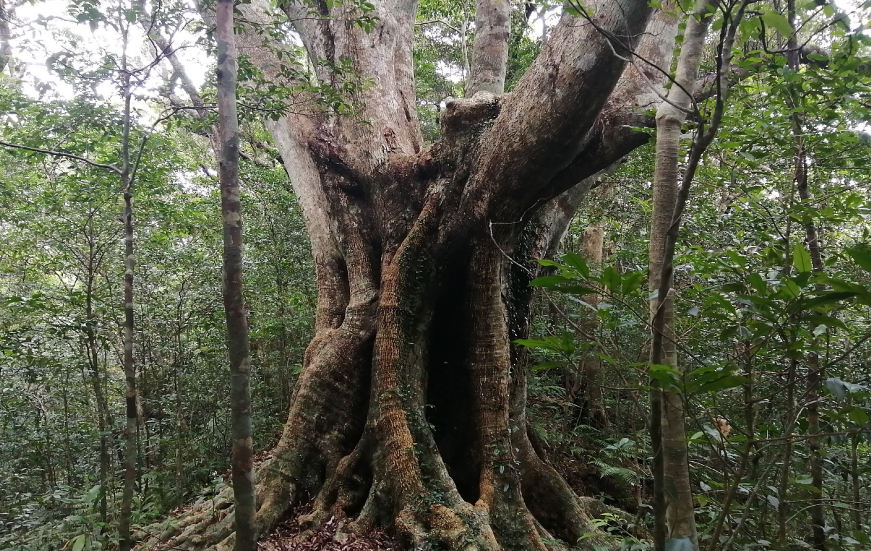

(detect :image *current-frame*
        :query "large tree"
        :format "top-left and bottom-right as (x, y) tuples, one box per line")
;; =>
(145, 1), (684, 549)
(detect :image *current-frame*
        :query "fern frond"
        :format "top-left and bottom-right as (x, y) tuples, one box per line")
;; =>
(593, 459), (638, 486)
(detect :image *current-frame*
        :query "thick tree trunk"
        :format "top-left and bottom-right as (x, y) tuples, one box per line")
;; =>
(139, 2), (685, 549)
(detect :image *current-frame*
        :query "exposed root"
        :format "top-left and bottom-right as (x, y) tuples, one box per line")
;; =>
(135, 458), (299, 551)
(310, 427), (375, 518)
(136, 486), (235, 551)
(136, 449), (634, 551)
(394, 500), (498, 551)
(260, 502), (400, 551)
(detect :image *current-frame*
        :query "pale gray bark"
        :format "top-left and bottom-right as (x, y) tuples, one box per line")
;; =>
(0, 0), (13, 73)
(467, 0), (510, 95)
(648, 2), (717, 548)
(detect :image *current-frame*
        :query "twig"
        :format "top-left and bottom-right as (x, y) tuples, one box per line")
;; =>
(0, 140), (122, 174)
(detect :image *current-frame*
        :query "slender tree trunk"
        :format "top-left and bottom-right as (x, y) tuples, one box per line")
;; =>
(572, 223), (608, 429)
(785, 2), (826, 546)
(0, 0), (13, 74)
(468, 0), (510, 95)
(777, 358), (797, 549)
(648, 1), (717, 548)
(216, 2), (256, 549)
(705, 346), (756, 551)
(851, 433), (861, 530)
(84, 263), (111, 527)
(63, 367), (74, 487)
(118, 18), (140, 546)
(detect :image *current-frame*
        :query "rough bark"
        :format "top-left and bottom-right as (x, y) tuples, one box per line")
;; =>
(137, 2), (687, 549)
(216, 2), (257, 549)
(648, 2), (716, 548)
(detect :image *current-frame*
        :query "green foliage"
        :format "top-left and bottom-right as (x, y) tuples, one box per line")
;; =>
(520, 4), (871, 543)
(0, 35), (313, 549)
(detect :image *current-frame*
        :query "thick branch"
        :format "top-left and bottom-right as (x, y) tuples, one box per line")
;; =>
(475, 5), (679, 220)
(148, 28), (206, 116)
(465, 0), (654, 220)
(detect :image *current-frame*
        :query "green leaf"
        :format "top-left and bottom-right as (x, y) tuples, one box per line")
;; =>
(530, 361), (564, 372)
(536, 259), (562, 267)
(621, 271), (645, 295)
(793, 243), (812, 273)
(562, 252), (590, 279)
(801, 291), (858, 311)
(595, 353), (619, 366)
(514, 338), (551, 350)
(847, 407), (870, 426)
(71, 534), (87, 551)
(694, 375), (748, 394)
(802, 313), (848, 330)
(846, 244), (871, 273)
(602, 266), (621, 293)
(761, 11), (794, 36)
(747, 272), (767, 293)
(560, 332), (576, 355)
(649, 363), (682, 388)
(781, 279), (801, 299)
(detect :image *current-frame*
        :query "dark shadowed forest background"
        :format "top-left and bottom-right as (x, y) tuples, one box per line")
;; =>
(2, 0), (871, 550)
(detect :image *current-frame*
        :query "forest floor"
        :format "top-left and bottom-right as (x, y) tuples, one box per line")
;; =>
(258, 506), (400, 551)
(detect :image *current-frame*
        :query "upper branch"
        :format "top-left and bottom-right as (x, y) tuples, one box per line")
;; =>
(465, 0), (655, 217)
(0, 140), (123, 174)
